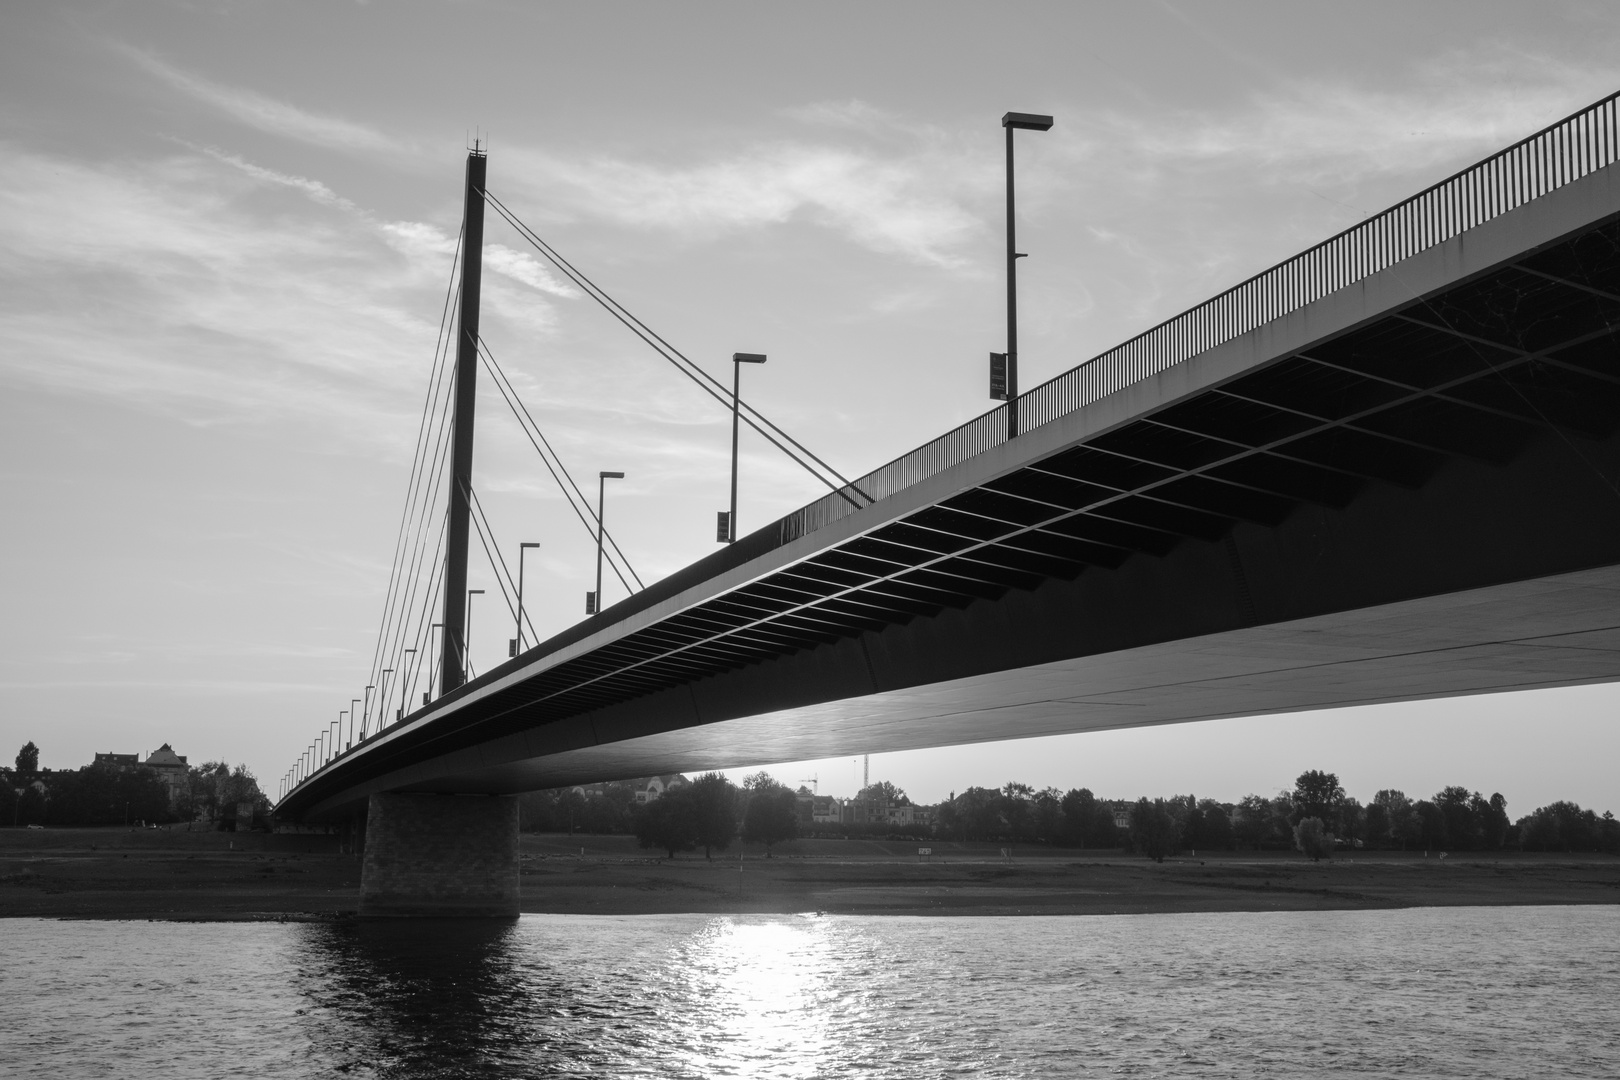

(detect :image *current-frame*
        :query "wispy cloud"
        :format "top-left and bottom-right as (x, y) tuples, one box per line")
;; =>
(193, 144), (359, 211)
(120, 45), (402, 154)
(506, 137), (988, 269)
(0, 145), (454, 454)
(1056, 53), (1616, 194)
(483, 244), (578, 298)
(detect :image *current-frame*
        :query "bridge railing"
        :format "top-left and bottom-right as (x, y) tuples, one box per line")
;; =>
(775, 91), (1620, 545)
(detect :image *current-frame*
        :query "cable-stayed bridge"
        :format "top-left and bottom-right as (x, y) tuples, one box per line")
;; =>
(280, 95), (1620, 915)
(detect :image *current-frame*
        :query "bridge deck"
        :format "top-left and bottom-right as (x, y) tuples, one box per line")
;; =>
(284, 115), (1620, 821)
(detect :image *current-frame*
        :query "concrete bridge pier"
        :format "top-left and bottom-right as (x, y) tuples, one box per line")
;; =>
(358, 792), (520, 918)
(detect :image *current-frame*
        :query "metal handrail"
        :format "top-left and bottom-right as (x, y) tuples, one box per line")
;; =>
(774, 90), (1620, 545)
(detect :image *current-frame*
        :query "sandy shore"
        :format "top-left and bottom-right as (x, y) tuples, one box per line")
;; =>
(2, 828), (1615, 920)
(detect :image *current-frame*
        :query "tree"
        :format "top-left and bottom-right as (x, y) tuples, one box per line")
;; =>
(1031, 787), (1063, 843)
(1363, 802), (1390, 849)
(1128, 798), (1179, 862)
(857, 780), (909, 806)
(1482, 793), (1511, 851)
(688, 772), (738, 859)
(1058, 788), (1090, 847)
(1517, 801), (1614, 853)
(934, 786), (1003, 841)
(1000, 782), (1034, 843)
(1185, 798), (1234, 851)
(1415, 799), (1447, 850)
(19, 764), (171, 827)
(1292, 770), (1345, 824)
(1294, 817), (1334, 861)
(741, 771), (777, 791)
(1233, 794), (1272, 849)
(1372, 789), (1416, 850)
(15, 741), (38, 774)
(634, 789), (696, 858)
(742, 782), (799, 853)
(1435, 786), (1482, 850)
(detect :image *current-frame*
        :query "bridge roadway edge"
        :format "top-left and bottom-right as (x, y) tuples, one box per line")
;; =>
(295, 162), (1620, 822)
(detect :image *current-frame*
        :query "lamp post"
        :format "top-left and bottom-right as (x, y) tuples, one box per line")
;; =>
(722, 353), (767, 543)
(995, 112), (1053, 441)
(379, 668), (395, 730)
(401, 649), (417, 721)
(338, 710), (347, 754)
(466, 590), (485, 678)
(349, 698), (361, 748)
(362, 684), (375, 740)
(516, 542), (540, 649)
(589, 473), (625, 612)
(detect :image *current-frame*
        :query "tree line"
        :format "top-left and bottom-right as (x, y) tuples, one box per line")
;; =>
(3, 742), (269, 828)
(948, 770), (1619, 859)
(517, 764), (1619, 861)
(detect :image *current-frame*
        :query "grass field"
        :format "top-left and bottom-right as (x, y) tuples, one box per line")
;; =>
(2, 827), (1615, 920)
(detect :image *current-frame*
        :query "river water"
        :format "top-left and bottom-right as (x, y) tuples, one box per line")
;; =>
(2, 906), (1615, 1078)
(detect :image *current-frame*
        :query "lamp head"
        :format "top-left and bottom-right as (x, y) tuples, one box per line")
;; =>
(600, 471), (625, 479)
(732, 352), (767, 364)
(1002, 112), (1054, 131)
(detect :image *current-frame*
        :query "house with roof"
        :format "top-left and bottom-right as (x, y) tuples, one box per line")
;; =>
(142, 744), (189, 809)
(631, 774), (689, 804)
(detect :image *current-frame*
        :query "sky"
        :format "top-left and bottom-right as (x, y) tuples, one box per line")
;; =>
(2, 0), (1618, 816)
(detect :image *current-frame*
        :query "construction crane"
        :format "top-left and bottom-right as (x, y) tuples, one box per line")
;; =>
(798, 775), (818, 794)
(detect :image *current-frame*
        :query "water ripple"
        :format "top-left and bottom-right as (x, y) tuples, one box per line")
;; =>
(1, 906), (1616, 1078)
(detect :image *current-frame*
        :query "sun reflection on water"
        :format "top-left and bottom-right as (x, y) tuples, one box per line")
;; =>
(664, 917), (840, 1079)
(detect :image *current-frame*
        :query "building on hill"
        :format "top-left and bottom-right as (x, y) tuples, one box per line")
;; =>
(142, 744), (189, 810)
(631, 774), (689, 804)
(793, 792), (843, 824)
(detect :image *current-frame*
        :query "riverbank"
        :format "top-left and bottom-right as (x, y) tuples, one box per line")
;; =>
(2, 828), (1615, 919)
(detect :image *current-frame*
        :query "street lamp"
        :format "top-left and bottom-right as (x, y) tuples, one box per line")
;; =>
(379, 668), (395, 730)
(721, 353), (767, 543)
(515, 542), (540, 652)
(400, 649), (417, 721)
(362, 684), (375, 740)
(349, 698), (361, 748)
(993, 111), (1053, 441)
(466, 590), (485, 678)
(588, 473), (625, 613)
(427, 624), (442, 705)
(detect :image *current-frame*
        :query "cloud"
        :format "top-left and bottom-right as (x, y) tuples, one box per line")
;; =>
(0, 144), (459, 456)
(1055, 53), (1616, 194)
(511, 142), (986, 269)
(120, 45), (402, 154)
(193, 145), (359, 211)
(483, 244), (578, 298)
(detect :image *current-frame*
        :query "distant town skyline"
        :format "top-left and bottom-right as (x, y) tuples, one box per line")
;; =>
(3, 2), (1618, 814)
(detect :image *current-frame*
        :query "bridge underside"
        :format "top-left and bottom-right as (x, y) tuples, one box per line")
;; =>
(471, 562), (1620, 787)
(287, 164), (1620, 823)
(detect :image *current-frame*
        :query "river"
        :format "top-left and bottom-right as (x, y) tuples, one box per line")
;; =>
(3, 906), (1615, 1078)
